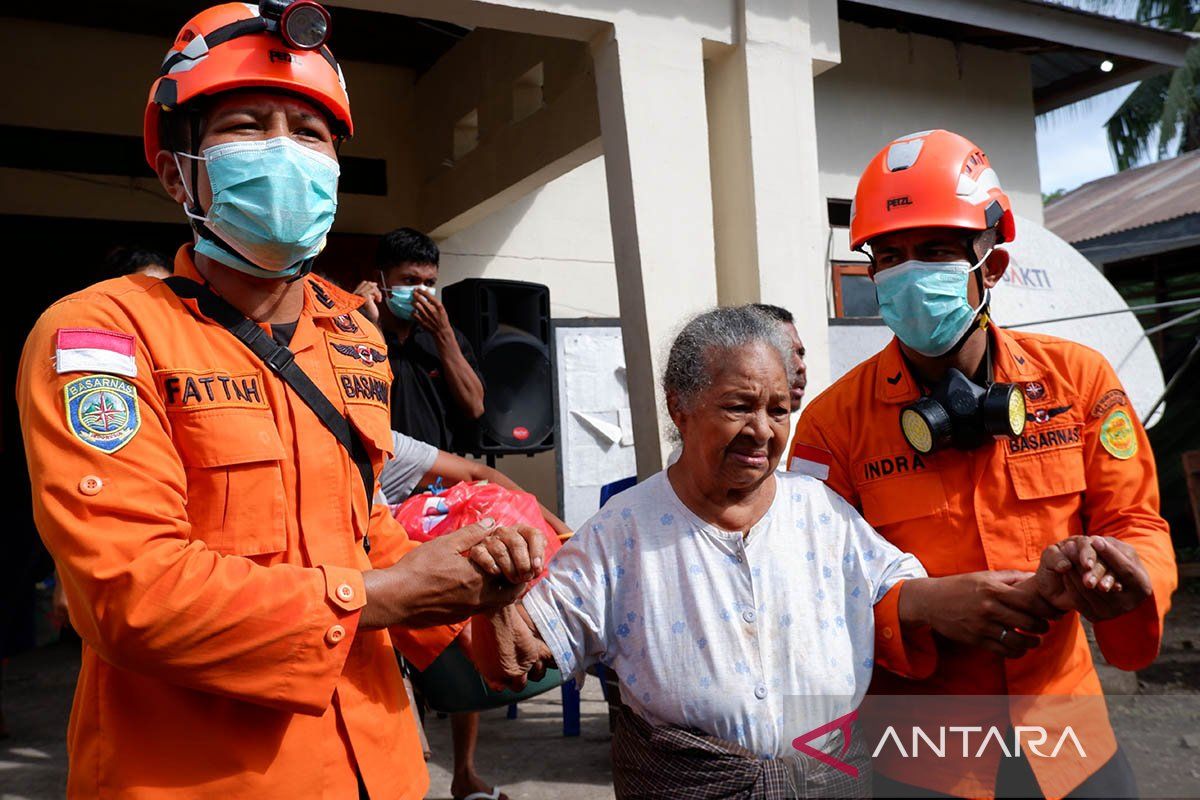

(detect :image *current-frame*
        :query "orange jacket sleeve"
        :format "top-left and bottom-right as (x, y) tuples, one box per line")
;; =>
(791, 401), (860, 508)
(1076, 357), (1176, 671)
(873, 581), (937, 680)
(363, 498), (464, 670)
(18, 298), (363, 716)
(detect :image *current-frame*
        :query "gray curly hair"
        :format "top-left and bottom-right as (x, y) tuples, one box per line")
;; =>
(662, 305), (795, 418)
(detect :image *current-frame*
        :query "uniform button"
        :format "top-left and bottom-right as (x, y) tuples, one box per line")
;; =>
(325, 624), (346, 646)
(78, 475), (103, 496)
(754, 685), (768, 700)
(882, 626), (894, 640)
(736, 553), (744, 563)
(743, 610), (756, 624)
(336, 583), (355, 602)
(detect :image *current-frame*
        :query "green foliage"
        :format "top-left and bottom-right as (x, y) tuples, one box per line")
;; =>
(1099, 1), (1200, 169)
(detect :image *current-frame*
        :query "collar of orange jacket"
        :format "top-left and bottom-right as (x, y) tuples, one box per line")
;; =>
(171, 245), (364, 319)
(874, 325), (1046, 405)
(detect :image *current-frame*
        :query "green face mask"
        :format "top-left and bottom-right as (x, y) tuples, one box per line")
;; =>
(385, 286), (417, 320)
(384, 285), (435, 321)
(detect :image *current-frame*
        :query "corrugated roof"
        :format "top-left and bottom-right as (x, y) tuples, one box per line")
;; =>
(1043, 149), (1200, 243)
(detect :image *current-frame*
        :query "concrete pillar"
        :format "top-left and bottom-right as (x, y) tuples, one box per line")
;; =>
(706, 0), (836, 408)
(593, 27), (720, 477)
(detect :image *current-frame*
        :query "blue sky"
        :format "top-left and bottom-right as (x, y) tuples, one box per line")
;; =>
(1036, 83), (1140, 196)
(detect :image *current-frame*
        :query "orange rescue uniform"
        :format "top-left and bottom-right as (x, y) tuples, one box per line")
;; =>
(18, 247), (459, 799)
(790, 325), (1176, 797)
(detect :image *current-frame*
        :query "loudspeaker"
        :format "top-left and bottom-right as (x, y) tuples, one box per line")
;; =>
(442, 278), (555, 456)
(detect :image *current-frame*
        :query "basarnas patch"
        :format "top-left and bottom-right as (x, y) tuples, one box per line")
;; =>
(64, 374), (140, 453)
(1099, 409), (1137, 460)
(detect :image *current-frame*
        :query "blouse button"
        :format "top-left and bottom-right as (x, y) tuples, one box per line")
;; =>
(742, 610), (756, 624)
(754, 685), (768, 700)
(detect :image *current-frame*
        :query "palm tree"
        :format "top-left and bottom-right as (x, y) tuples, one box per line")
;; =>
(1105, 1), (1200, 169)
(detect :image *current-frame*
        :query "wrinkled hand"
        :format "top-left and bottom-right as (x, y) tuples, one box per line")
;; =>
(412, 289), (453, 341)
(361, 521), (526, 629)
(465, 524), (547, 585)
(468, 603), (553, 692)
(1036, 535), (1153, 622)
(906, 571), (1061, 658)
(353, 280), (382, 325)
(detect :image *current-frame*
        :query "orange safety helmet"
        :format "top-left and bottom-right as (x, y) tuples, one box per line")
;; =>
(143, 2), (353, 166)
(849, 129), (1016, 252)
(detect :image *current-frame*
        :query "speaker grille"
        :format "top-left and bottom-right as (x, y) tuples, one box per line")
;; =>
(479, 330), (553, 449)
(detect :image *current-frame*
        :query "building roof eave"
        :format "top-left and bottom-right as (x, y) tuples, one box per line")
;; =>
(841, 0), (1193, 112)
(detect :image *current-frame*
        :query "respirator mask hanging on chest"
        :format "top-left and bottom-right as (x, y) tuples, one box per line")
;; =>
(900, 367), (1026, 454)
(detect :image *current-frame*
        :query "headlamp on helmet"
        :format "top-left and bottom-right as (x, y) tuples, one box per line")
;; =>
(260, 0), (332, 50)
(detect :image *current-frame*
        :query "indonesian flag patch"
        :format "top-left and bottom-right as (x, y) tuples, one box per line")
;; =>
(790, 443), (832, 480)
(55, 328), (137, 378)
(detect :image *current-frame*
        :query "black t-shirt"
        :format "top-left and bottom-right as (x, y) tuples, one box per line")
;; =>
(270, 321), (298, 347)
(385, 326), (483, 451)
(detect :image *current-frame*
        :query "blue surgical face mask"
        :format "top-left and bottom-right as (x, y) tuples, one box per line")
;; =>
(873, 250), (992, 357)
(385, 285), (435, 321)
(177, 136), (339, 279)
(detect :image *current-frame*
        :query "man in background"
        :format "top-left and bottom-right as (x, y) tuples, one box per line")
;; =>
(752, 303), (807, 410)
(355, 228), (485, 453)
(354, 230), (501, 800)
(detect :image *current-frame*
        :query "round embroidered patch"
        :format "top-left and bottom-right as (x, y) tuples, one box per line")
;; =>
(1099, 409), (1137, 460)
(63, 375), (140, 453)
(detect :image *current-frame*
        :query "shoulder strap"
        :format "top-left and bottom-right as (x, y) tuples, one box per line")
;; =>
(163, 276), (375, 522)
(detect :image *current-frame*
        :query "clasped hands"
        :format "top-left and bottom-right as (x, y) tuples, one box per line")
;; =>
(360, 518), (546, 630)
(904, 535), (1154, 659)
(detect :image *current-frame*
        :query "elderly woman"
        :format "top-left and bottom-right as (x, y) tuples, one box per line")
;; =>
(474, 306), (1095, 798)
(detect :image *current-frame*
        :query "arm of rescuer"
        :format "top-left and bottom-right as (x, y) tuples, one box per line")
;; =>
(790, 407), (936, 679)
(18, 298), (523, 715)
(1074, 357), (1176, 671)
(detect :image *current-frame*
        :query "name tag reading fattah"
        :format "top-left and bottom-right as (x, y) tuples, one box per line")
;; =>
(156, 369), (269, 411)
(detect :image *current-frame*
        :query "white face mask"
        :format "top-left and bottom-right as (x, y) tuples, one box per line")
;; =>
(873, 248), (993, 357)
(173, 136), (340, 278)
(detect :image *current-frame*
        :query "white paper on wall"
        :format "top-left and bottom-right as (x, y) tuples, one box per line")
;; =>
(555, 325), (637, 529)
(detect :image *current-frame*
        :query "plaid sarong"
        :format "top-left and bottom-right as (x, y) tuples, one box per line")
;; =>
(611, 705), (870, 799)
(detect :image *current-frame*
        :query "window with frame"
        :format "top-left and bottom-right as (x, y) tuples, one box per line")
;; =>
(832, 262), (879, 318)
(826, 198), (879, 319)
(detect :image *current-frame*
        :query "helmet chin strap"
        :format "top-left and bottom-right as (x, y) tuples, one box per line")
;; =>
(938, 232), (994, 362)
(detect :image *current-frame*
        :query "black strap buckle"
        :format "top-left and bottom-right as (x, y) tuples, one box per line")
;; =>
(265, 346), (296, 374)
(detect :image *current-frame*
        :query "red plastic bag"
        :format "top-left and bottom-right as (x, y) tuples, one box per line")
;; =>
(392, 481), (562, 572)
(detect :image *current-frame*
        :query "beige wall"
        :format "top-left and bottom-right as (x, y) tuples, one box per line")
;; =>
(814, 21), (1044, 225)
(0, 17), (419, 234)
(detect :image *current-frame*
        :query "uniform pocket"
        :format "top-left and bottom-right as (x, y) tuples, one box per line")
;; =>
(859, 472), (949, 528)
(1006, 436), (1086, 561)
(346, 403), (395, 460)
(170, 409), (288, 557)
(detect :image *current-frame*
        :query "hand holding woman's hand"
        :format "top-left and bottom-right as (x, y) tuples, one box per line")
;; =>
(464, 524), (547, 585)
(1036, 535), (1153, 622)
(901, 572), (1060, 659)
